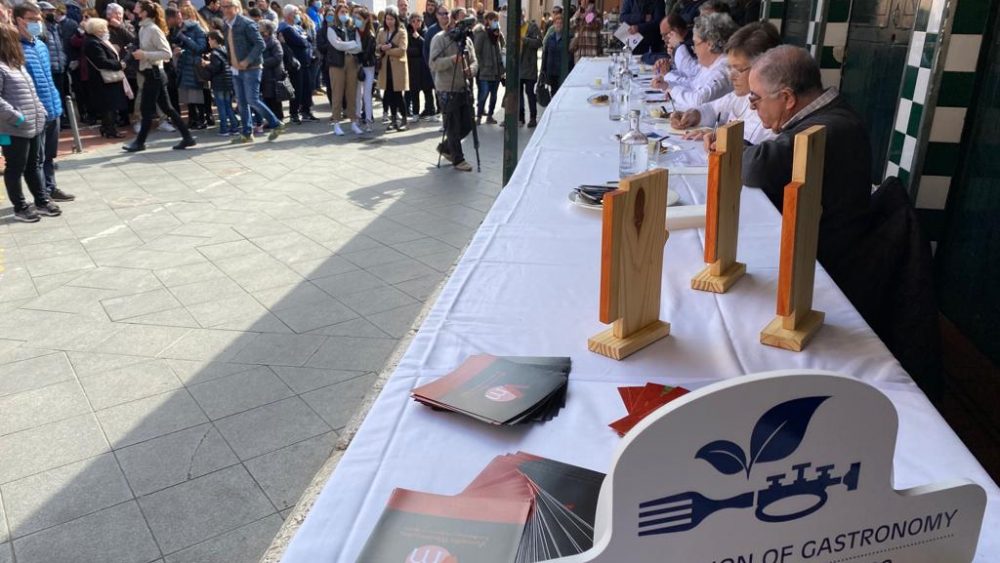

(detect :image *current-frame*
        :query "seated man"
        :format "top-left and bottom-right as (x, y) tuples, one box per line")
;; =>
(743, 45), (873, 269)
(651, 13), (737, 110)
(672, 20), (781, 146)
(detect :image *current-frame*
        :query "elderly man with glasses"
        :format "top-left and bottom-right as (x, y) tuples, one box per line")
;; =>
(743, 44), (873, 274)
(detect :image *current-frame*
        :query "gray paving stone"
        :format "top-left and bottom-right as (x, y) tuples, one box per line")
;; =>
(0, 414), (109, 484)
(212, 254), (303, 293)
(116, 423), (239, 497)
(92, 324), (191, 357)
(24, 251), (95, 278)
(271, 366), (368, 394)
(285, 255), (360, 280)
(67, 267), (163, 293)
(163, 514), (282, 563)
(340, 245), (410, 269)
(163, 359), (256, 385)
(79, 360), (183, 411)
(158, 329), (255, 362)
(394, 272), (446, 301)
(2, 453), (133, 538)
(0, 380), (92, 437)
(0, 490), (7, 544)
(366, 257), (439, 285)
(21, 286), (119, 318)
(0, 268), (40, 302)
(336, 284), (418, 316)
(168, 277), (247, 307)
(214, 397), (330, 460)
(366, 304), (425, 338)
(101, 288), (183, 322)
(0, 542), (9, 563)
(153, 262), (227, 288)
(96, 390), (209, 448)
(309, 269), (387, 298)
(305, 316), (390, 338)
(269, 299), (360, 334)
(196, 239), (260, 261)
(125, 307), (203, 328)
(0, 353), (74, 398)
(301, 374), (378, 429)
(391, 237), (460, 258)
(305, 336), (397, 372)
(188, 366), (293, 419)
(184, 293), (271, 329)
(66, 351), (150, 378)
(249, 282), (332, 311)
(245, 432), (337, 510)
(138, 465), (274, 554)
(11, 501), (160, 563)
(229, 333), (326, 366)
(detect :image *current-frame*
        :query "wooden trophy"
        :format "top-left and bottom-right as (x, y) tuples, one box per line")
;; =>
(588, 168), (671, 360)
(691, 120), (746, 293)
(760, 125), (827, 351)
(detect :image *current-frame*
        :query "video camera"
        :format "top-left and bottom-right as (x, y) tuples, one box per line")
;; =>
(447, 16), (477, 43)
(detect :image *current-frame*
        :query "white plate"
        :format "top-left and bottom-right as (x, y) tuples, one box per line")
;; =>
(569, 189), (680, 209)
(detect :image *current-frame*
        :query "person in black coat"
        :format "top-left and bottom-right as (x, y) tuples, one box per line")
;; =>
(259, 20), (288, 121)
(404, 13), (431, 118)
(82, 18), (129, 138)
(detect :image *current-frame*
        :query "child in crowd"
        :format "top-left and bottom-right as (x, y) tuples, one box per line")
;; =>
(200, 30), (240, 135)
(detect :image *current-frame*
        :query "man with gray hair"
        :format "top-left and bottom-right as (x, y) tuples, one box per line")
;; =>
(743, 44), (872, 271)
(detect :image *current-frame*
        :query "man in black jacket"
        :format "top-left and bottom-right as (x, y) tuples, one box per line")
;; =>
(743, 45), (873, 270)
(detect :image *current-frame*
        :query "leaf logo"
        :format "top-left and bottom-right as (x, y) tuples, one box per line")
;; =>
(695, 396), (829, 478)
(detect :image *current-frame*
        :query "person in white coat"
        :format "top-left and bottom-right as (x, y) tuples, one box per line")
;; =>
(671, 21), (781, 147)
(652, 12), (737, 110)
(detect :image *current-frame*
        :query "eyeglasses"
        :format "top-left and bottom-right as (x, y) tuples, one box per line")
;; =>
(729, 65), (751, 77)
(748, 89), (781, 108)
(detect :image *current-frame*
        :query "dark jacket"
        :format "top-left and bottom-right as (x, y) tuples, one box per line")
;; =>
(323, 24), (358, 68)
(541, 29), (568, 83)
(202, 46), (234, 93)
(620, 0), (665, 54)
(357, 29), (376, 67)
(519, 21), (542, 81)
(743, 93), (873, 269)
(170, 20), (208, 90)
(278, 21), (312, 66)
(422, 22), (441, 67)
(405, 25), (430, 91)
(224, 15), (266, 69)
(260, 35), (285, 99)
(82, 35), (128, 113)
(472, 24), (503, 81)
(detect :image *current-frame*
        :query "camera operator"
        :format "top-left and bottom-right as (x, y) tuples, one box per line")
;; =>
(429, 8), (477, 172)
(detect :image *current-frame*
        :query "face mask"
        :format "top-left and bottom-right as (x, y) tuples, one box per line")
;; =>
(295, 15), (301, 24)
(26, 21), (43, 37)
(325, 14), (335, 23)
(353, 16), (363, 27)
(489, 21), (498, 30)
(100, 32), (110, 41)
(338, 13), (348, 23)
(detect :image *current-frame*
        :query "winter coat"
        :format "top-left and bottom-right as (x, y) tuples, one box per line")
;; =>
(405, 25), (429, 91)
(472, 24), (504, 81)
(203, 46), (234, 94)
(519, 21), (542, 81)
(0, 62), (47, 138)
(171, 20), (208, 90)
(357, 29), (377, 67)
(82, 35), (128, 113)
(540, 29), (567, 82)
(20, 36), (62, 120)
(325, 23), (360, 68)
(260, 35), (285, 99)
(376, 27), (408, 92)
(224, 14), (266, 69)
(44, 22), (68, 74)
(278, 21), (312, 66)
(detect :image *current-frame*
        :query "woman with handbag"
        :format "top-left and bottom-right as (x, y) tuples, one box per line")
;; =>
(354, 7), (377, 132)
(260, 20), (290, 121)
(0, 23), (61, 222)
(83, 18), (130, 138)
(376, 6), (408, 131)
(325, 3), (362, 136)
(169, 5), (211, 130)
(123, 0), (196, 152)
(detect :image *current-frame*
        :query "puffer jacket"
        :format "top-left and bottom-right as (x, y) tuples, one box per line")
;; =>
(0, 62), (47, 138)
(20, 36), (62, 120)
(171, 20), (208, 90)
(472, 24), (503, 81)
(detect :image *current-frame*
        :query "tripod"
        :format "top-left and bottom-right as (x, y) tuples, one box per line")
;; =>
(436, 33), (481, 172)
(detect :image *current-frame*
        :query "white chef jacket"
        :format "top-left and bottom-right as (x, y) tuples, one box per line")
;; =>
(695, 91), (776, 145)
(668, 54), (732, 110)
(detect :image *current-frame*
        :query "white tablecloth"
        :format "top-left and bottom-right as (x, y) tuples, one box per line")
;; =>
(282, 58), (1000, 562)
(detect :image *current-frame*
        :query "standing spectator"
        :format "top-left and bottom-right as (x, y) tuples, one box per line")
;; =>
(0, 23), (62, 222)
(122, 0), (196, 151)
(325, 3), (361, 135)
(14, 1), (73, 202)
(200, 29), (239, 135)
(422, 2), (448, 119)
(540, 10), (566, 95)
(621, 0), (665, 56)
(279, 5), (315, 123)
(376, 5), (407, 131)
(199, 0), (222, 27)
(106, 3), (135, 126)
(40, 2), (68, 103)
(517, 12), (541, 127)
(397, 0), (408, 20)
(429, 7), (476, 171)
(354, 6), (376, 131)
(166, 6), (209, 130)
(305, 0), (322, 27)
(259, 19), (287, 121)
(82, 17), (128, 138)
(404, 13), (430, 120)
(220, 0), (285, 143)
(261, 1), (279, 23)
(570, 1), (602, 62)
(472, 10), (502, 124)
(422, 0), (437, 28)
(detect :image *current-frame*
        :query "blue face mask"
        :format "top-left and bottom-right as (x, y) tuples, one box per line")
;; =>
(490, 21), (498, 30)
(26, 21), (43, 37)
(295, 15), (301, 24)
(353, 16), (363, 27)
(338, 13), (349, 23)
(325, 14), (335, 23)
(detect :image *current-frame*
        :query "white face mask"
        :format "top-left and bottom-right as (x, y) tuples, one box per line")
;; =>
(101, 32), (110, 41)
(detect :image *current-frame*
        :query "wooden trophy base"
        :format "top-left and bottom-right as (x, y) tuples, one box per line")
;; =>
(589, 321), (671, 360)
(691, 261), (746, 294)
(760, 310), (825, 352)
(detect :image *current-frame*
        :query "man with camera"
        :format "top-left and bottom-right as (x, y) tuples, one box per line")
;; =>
(429, 8), (478, 172)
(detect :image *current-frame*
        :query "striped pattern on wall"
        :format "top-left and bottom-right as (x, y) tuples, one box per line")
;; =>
(885, 0), (989, 211)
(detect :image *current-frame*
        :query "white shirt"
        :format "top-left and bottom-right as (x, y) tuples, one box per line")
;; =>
(695, 91), (775, 145)
(667, 54), (731, 111)
(666, 43), (699, 84)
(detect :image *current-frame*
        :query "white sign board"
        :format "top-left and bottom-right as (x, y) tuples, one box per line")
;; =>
(553, 371), (986, 563)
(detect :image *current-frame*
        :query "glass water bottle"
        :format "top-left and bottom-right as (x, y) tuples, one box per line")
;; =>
(619, 110), (648, 178)
(609, 73), (627, 121)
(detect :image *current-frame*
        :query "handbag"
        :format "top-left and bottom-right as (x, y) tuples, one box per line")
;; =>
(536, 80), (551, 107)
(276, 77), (295, 101)
(357, 64), (366, 82)
(87, 42), (126, 83)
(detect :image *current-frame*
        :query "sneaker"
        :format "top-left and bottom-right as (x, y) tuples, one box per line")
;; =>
(49, 188), (75, 202)
(253, 125), (264, 136)
(267, 122), (287, 141)
(122, 143), (146, 152)
(332, 123), (345, 136)
(230, 134), (254, 144)
(290, 115), (302, 125)
(527, 119), (537, 128)
(454, 160), (473, 172)
(35, 201), (62, 217)
(218, 129), (231, 136)
(158, 121), (176, 132)
(302, 113), (319, 122)
(350, 122), (363, 135)
(13, 206), (40, 222)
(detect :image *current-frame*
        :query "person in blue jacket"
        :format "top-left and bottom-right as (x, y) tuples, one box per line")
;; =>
(620, 0), (665, 57)
(167, 6), (210, 129)
(278, 5), (316, 123)
(14, 2), (74, 202)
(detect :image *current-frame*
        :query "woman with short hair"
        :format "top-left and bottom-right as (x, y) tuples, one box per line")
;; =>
(651, 12), (738, 110)
(82, 17), (129, 138)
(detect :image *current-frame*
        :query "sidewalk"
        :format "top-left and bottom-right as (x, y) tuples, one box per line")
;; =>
(0, 107), (527, 563)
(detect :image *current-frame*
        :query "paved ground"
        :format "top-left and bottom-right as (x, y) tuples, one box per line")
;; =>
(0, 104), (524, 562)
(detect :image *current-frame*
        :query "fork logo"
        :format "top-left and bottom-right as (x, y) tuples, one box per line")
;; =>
(637, 396), (862, 536)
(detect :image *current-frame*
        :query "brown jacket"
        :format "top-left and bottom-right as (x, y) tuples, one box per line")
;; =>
(376, 27), (408, 91)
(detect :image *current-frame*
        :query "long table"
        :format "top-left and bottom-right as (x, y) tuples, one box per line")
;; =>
(281, 58), (1000, 562)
